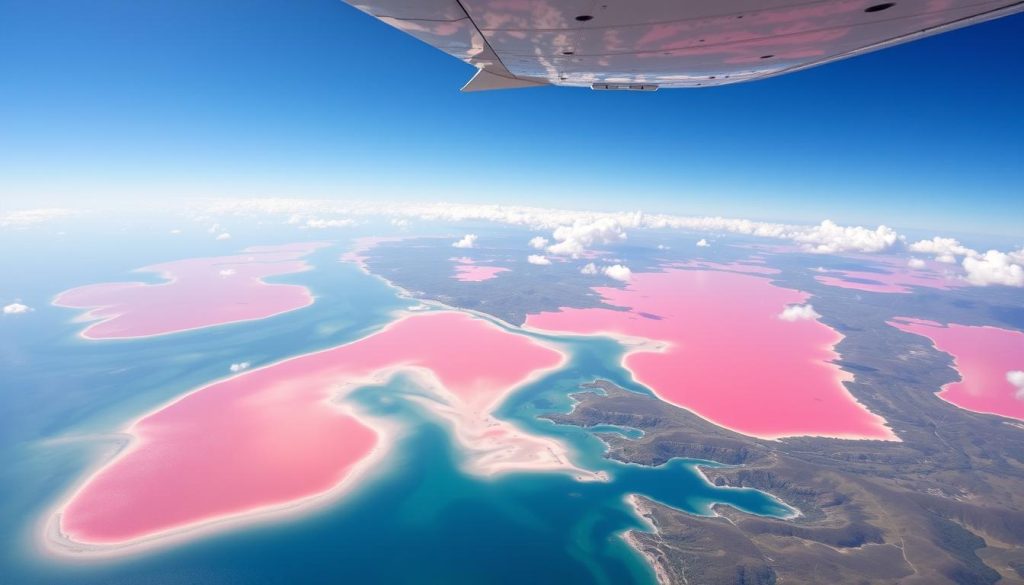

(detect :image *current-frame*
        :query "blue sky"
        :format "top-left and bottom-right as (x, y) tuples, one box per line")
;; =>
(1, 0), (1022, 237)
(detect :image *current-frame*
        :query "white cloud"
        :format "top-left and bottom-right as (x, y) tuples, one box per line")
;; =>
(219, 268), (237, 277)
(216, 232), (232, 241)
(696, 238), (710, 248)
(910, 237), (975, 264)
(906, 239), (1023, 287)
(0, 208), (76, 228)
(193, 198), (898, 255)
(656, 244), (670, 250)
(790, 220), (901, 254)
(643, 215), (902, 253)
(193, 199), (1023, 287)
(391, 218), (410, 228)
(230, 362), (251, 373)
(527, 254), (551, 265)
(907, 258), (926, 269)
(581, 262), (599, 275)
(1008, 371), (1024, 400)
(207, 223), (222, 234)
(528, 236), (549, 249)
(452, 234), (477, 249)
(962, 250), (1024, 287)
(603, 264), (632, 282)
(169, 228), (182, 235)
(196, 199), (906, 256)
(779, 304), (821, 322)
(547, 218), (628, 258)
(304, 218), (355, 229)
(3, 302), (32, 315)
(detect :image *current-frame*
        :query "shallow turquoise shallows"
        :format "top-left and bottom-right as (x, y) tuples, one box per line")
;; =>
(0, 239), (790, 585)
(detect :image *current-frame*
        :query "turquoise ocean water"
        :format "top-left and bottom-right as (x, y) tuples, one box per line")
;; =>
(0, 233), (790, 584)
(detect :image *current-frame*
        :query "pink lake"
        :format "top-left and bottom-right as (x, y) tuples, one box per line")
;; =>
(54, 243), (326, 339)
(526, 269), (895, 441)
(450, 257), (509, 282)
(815, 261), (962, 294)
(57, 311), (571, 549)
(889, 318), (1024, 421)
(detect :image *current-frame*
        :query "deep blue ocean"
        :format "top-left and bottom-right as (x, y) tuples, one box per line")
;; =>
(0, 226), (790, 584)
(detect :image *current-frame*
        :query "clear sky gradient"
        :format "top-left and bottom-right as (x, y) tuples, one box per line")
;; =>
(1, 1), (1022, 236)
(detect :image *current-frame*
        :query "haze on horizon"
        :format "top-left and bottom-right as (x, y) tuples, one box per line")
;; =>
(1, 1), (1023, 238)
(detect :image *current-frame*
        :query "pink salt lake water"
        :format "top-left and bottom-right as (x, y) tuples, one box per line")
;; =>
(450, 257), (509, 282)
(59, 311), (566, 547)
(526, 268), (895, 440)
(54, 243), (326, 339)
(889, 318), (1024, 421)
(814, 260), (962, 294)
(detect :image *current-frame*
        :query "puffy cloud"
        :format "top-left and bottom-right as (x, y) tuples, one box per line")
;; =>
(641, 215), (902, 254)
(580, 262), (599, 275)
(547, 218), (627, 258)
(790, 220), (901, 254)
(656, 244), (670, 250)
(3, 302), (32, 315)
(962, 250), (1024, 287)
(907, 258), (926, 269)
(906, 240), (1023, 286)
(778, 304), (821, 322)
(1008, 371), (1024, 400)
(527, 254), (551, 266)
(304, 218), (355, 229)
(194, 198), (897, 254)
(528, 236), (549, 249)
(196, 199), (905, 256)
(195, 199), (1023, 286)
(230, 362), (251, 373)
(603, 264), (632, 282)
(219, 268), (237, 277)
(0, 208), (76, 228)
(391, 218), (410, 228)
(452, 234), (477, 249)
(696, 238), (710, 248)
(641, 214), (787, 238)
(909, 237), (974, 263)
(215, 232), (232, 241)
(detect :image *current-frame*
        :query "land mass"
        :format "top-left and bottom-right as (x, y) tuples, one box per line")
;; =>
(548, 379), (1024, 585)
(359, 235), (1024, 584)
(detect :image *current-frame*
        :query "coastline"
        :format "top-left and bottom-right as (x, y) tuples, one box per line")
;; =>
(42, 309), (589, 557)
(523, 316), (898, 443)
(42, 408), (399, 560)
(53, 243), (328, 340)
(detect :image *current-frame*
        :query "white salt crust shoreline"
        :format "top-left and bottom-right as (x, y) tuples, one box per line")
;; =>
(53, 243), (329, 340)
(521, 315), (899, 443)
(42, 309), (591, 558)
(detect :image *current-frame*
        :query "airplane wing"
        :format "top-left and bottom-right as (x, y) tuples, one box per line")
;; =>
(340, 0), (1024, 90)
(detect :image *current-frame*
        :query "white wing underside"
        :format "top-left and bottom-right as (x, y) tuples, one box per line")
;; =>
(341, 0), (1024, 90)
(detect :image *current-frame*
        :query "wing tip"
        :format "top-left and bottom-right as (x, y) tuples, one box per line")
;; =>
(461, 68), (548, 92)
